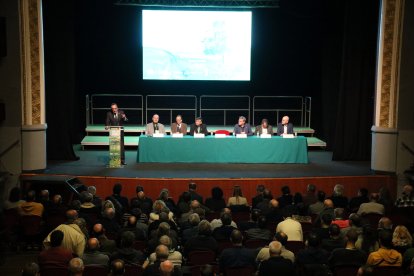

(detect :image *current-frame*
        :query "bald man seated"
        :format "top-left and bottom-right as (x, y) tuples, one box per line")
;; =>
(81, 238), (110, 267)
(276, 116), (294, 136)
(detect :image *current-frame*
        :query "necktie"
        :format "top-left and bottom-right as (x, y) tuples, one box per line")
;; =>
(197, 126), (200, 133)
(154, 124), (158, 131)
(177, 124), (180, 132)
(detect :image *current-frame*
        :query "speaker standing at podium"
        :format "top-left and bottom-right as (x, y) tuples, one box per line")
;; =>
(105, 103), (128, 165)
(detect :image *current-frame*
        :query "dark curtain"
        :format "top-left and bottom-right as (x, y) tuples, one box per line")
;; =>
(43, 0), (78, 160)
(331, 0), (379, 160)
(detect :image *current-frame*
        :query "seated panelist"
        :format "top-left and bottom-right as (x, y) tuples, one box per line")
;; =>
(276, 116), (294, 136)
(189, 117), (208, 136)
(145, 114), (165, 136)
(255, 118), (273, 135)
(233, 116), (253, 136)
(171, 115), (187, 135)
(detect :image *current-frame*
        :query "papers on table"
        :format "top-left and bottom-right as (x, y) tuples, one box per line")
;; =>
(260, 134), (272, 138)
(236, 133), (247, 138)
(194, 133), (205, 138)
(214, 134), (226, 138)
(282, 134), (295, 138)
(172, 133), (183, 138)
(153, 133), (165, 138)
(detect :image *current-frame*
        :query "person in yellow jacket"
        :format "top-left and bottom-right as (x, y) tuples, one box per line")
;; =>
(367, 230), (402, 267)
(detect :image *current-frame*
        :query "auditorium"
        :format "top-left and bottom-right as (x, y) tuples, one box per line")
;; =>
(0, 0), (413, 275)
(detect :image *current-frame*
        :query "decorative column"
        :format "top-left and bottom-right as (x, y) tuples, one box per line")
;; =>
(372, 0), (404, 172)
(20, 0), (47, 171)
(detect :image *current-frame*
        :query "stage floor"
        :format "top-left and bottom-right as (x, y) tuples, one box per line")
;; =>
(43, 145), (374, 179)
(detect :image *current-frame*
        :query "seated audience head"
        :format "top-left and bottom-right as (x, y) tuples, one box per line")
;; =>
(263, 189), (273, 200)
(155, 244), (170, 261)
(281, 186), (291, 195)
(189, 182), (197, 191)
(211, 187), (224, 200)
(392, 225), (412, 245)
(180, 192), (191, 203)
(50, 230), (64, 248)
(159, 188), (170, 201)
(190, 200), (200, 210)
(194, 207), (206, 220)
(70, 200), (81, 211)
(348, 213), (361, 227)
(220, 212), (232, 226)
(153, 200), (167, 214)
(127, 215), (137, 227)
(307, 232), (321, 248)
(321, 213), (333, 226)
(334, 208), (345, 219)
(402, 184), (413, 197)
(357, 188), (368, 197)
(378, 229), (393, 249)
(200, 264), (214, 276)
(159, 211), (169, 222)
(66, 209), (79, 223)
(74, 218), (88, 236)
(230, 229), (243, 245)
(102, 200), (115, 212)
(8, 187), (22, 202)
(268, 241), (282, 257)
(40, 189), (49, 200)
(113, 183), (122, 195)
(346, 228), (359, 244)
(369, 193), (380, 202)
(317, 191), (326, 202)
(26, 190), (36, 202)
(232, 185), (243, 197)
(160, 260), (174, 275)
(159, 235), (173, 250)
(188, 213), (200, 227)
(69, 258), (84, 276)
(87, 237), (100, 252)
(307, 184), (316, 193)
(269, 199), (279, 208)
(378, 217), (393, 230)
(52, 194), (62, 205)
(110, 259), (125, 276)
(274, 232), (288, 246)
(21, 262), (39, 276)
(120, 231), (135, 248)
(87, 185), (97, 196)
(103, 207), (116, 219)
(333, 184), (345, 196)
(198, 220), (212, 236)
(324, 199), (334, 208)
(82, 192), (93, 204)
(158, 222), (171, 237)
(92, 223), (104, 236)
(136, 186), (145, 198)
(328, 224), (341, 238)
(256, 184), (265, 194)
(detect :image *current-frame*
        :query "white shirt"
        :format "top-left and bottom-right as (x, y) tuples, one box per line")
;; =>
(284, 125), (287, 134)
(276, 218), (303, 241)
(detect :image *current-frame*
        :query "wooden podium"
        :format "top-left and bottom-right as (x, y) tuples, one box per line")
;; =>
(108, 126), (123, 168)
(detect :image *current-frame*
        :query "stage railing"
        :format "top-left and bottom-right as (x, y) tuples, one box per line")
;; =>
(199, 95), (250, 125)
(145, 95), (197, 124)
(88, 94), (144, 125)
(304, 97), (312, 128)
(252, 96), (307, 126)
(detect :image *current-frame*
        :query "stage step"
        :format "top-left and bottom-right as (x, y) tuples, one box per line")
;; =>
(85, 124), (315, 135)
(80, 135), (326, 148)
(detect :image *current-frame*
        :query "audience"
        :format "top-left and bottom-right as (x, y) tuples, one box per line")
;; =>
(12, 184), (414, 276)
(21, 262), (40, 276)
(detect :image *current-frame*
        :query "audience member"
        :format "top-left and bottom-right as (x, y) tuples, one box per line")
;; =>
(181, 213), (200, 244)
(188, 182), (203, 204)
(321, 224), (345, 252)
(99, 207), (121, 237)
(392, 225), (413, 253)
(43, 210), (86, 257)
(349, 188), (369, 213)
(210, 208), (238, 230)
(277, 186), (293, 209)
(252, 185), (266, 209)
(219, 229), (256, 272)
(68, 257), (84, 276)
(146, 235), (182, 267)
(91, 223), (117, 254)
(184, 220), (218, 256)
(356, 265), (374, 276)
(227, 185), (248, 206)
(312, 213), (332, 240)
(38, 230), (73, 271)
(111, 231), (144, 265)
(130, 186), (153, 215)
(147, 222), (178, 254)
(87, 185), (102, 209)
(144, 245), (181, 276)
(331, 208), (349, 229)
(357, 193), (385, 215)
(295, 232), (330, 273)
(378, 216), (393, 232)
(238, 208), (261, 232)
(19, 190), (44, 217)
(302, 184), (317, 207)
(176, 192), (191, 215)
(276, 209), (303, 241)
(379, 187), (394, 213)
(107, 183), (129, 212)
(109, 259), (125, 276)
(330, 184), (348, 209)
(246, 216), (272, 241)
(328, 228), (367, 269)
(258, 241), (294, 276)
(256, 189), (273, 214)
(160, 260), (175, 276)
(158, 188), (177, 214)
(340, 213), (362, 238)
(150, 200), (175, 223)
(4, 187), (25, 210)
(204, 187), (226, 212)
(356, 224), (379, 254)
(395, 184), (414, 208)
(213, 212), (237, 241)
(119, 215), (146, 241)
(21, 262), (40, 276)
(308, 191), (326, 215)
(81, 237), (109, 267)
(366, 229), (402, 267)
(256, 231), (295, 263)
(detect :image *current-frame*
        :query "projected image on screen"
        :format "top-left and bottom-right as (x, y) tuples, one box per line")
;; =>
(142, 10), (252, 81)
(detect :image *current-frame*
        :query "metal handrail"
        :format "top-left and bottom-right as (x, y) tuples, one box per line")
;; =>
(252, 96), (305, 126)
(200, 95), (250, 126)
(89, 94), (144, 125)
(304, 97), (312, 128)
(145, 95), (197, 124)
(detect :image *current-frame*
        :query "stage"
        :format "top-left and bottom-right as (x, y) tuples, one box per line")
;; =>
(20, 145), (396, 202)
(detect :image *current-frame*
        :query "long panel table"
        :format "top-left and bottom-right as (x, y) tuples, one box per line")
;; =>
(137, 136), (308, 164)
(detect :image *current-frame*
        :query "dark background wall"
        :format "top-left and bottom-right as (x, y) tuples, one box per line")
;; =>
(42, 0), (380, 160)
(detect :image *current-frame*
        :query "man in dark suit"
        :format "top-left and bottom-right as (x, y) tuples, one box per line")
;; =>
(219, 229), (256, 272)
(171, 114), (187, 135)
(276, 116), (294, 136)
(255, 119), (274, 135)
(189, 117), (209, 135)
(258, 241), (295, 276)
(105, 103), (128, 165)
(188, 182), (203, 204)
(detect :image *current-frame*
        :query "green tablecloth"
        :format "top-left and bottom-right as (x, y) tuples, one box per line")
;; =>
(137, 136), (308, 164)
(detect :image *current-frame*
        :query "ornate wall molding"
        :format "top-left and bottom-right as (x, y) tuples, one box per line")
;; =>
(375, 0), (404, 128)
(19, 0), (45, 125)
